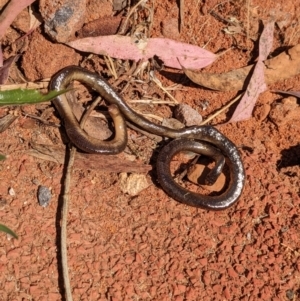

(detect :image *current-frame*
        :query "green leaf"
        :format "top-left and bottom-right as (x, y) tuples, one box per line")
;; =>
(0, 154), (6, 160)
(0, 88), (69, 106)
(0, 224), (18, 238)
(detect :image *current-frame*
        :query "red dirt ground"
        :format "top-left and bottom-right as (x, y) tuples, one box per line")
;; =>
(0, 0), (300, 300)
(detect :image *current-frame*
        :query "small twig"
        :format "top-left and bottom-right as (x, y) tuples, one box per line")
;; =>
(179, 0), (184, 32)
(128, 98), (177, 105)
(150, 71), (178, 104)
(104, 55), (118, 80)
(61, 146), (76, 301)
(0, 45), (3, 67)
(177, 155), (199, 182)
(113, 61), (136, 88)
(246, 0), (250, 47)
(0, 81), (49, 91)
(148, 0), (155, 35)
(200, 93), (243, 125)
(132, 60), (150, 78)
(165, 83), (186, 91)
(139, 112), (164, 122)
(210, 10), (231, 25)
(216, 47), (234, 59)
(79, 96), (102, 125)
(60, 95), (101, 301)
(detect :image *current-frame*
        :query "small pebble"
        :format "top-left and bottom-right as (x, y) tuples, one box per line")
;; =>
(38, 186), (52, 208)
(119, 173), (150, 196)
(161, 18), (180, 40)
(174, 104), (203, 126)
(32, 178), (40, 185)
(286, 289), (294, 300)
(8, 187), (15, 196)
(40, 0), (86, 42)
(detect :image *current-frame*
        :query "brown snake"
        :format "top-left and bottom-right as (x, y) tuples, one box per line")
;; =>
(50, 66), (245, 210)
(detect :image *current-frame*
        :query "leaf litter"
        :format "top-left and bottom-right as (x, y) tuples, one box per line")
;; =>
(184, 44), (300, 92)
(229, 20), (274, 122)
(67, 35), (217, 70)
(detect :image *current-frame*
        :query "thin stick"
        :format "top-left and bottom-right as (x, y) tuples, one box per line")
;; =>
(104, 55), (118, 80)
(151, 74), (178, 104)
(180, 0), (184, 32)
(80, 96), (102, 125)
(61, 146), (76, 301)
(0, 45), (3, 67)
(60, 96), (101, 301)
(139, 112), (164, 122)
(246, 0), (250, 47)
(0, 81), (49, 91)
(128, 98), (177, 105)
(200, 93), (243, 125)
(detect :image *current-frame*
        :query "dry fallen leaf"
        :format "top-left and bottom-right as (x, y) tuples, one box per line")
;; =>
(67, 35), (217, 69)
(184, 44), (300, 91)
(272, 90), (300, 99)
(229, 21), (274, 122)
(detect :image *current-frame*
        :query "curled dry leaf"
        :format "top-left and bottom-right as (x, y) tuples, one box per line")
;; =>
(67, 35), (217, 69)
(184, 44), (300, 91)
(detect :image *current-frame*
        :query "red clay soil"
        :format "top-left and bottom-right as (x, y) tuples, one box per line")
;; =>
(0, 0), (300, 300)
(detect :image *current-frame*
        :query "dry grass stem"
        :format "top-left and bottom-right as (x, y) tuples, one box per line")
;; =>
(140, 112), (164, 122)
(60, 95), (102, 301)
(128, 98), (177, 105)
(200, 93), (243, 125)
(151, 76), (178, 104)
(0, 81), (49, 91)
(104, 55), (118, 80)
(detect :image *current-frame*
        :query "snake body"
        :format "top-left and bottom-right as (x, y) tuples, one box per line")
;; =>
(50, 66), (245, 210)
(156, 138), (244, 210)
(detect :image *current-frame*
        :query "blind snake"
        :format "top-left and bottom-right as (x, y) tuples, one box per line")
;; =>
(50, 66), (245, 210)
